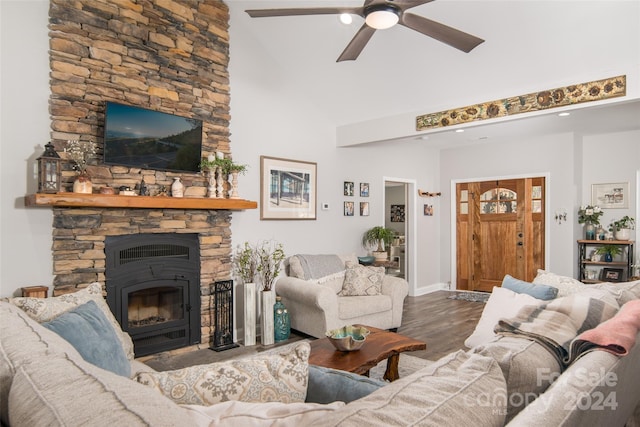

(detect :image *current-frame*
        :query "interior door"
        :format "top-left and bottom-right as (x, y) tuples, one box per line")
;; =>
(456, 178), (545, 291)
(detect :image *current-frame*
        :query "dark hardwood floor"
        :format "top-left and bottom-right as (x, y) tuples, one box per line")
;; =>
(142, 290), (485, 371)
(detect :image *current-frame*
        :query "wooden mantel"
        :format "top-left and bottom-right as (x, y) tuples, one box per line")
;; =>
(25, 193), (257, 210)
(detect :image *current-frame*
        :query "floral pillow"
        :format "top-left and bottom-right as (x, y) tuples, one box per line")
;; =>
(135, 342), (310, 406)
(339, 262), (384, 296)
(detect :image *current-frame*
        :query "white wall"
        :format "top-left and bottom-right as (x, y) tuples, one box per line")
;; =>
(1, 1), (54, 297)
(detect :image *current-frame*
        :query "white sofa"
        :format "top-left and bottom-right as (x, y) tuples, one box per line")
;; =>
(275, 254), (408, 338)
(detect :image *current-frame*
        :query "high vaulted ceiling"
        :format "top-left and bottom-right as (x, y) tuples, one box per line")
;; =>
(228, 1), (640, 148)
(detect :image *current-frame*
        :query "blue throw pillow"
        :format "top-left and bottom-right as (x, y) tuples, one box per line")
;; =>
(501, 275), (558, 300)
(306, 365), (385, 404)
(43, 300), (131, 377)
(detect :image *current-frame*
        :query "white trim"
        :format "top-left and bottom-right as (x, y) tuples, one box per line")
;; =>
(449, 172), (551, 289)
(383, 176), (418, 296)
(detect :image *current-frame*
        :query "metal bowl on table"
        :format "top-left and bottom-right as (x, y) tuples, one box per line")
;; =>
(326, 325), (370, 351)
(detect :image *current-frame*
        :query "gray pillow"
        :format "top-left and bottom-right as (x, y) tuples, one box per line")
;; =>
(306, 365), (385, 404)
(43, 300), (130, 377)
(502, 274), (558, 300)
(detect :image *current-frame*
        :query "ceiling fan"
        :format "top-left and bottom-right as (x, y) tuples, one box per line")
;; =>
(245, 0), (484, 62)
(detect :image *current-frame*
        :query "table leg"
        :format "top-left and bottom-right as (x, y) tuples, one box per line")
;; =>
(383, 353), (400, 382)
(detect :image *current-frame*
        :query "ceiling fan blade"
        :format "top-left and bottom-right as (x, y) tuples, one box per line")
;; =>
(337, 24), (376, 62)
(246, 7), (361, 18)
(400, 12), (484, 53)
(394, 0), (435, 9)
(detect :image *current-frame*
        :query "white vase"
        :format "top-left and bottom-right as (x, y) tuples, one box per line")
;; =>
(260, 290), (275, 346)
(614, 228), (631, 240)
(243, 282), (257, 346)
(171, 177), (184, 198)
(72, 173), (92, 194)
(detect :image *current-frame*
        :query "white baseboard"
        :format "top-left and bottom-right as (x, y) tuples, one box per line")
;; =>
(413, 282), (450, 296)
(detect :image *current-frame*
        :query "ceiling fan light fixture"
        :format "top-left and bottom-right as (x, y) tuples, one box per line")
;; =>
(339, 13), (353, 25)
(365, 5), (400, 30)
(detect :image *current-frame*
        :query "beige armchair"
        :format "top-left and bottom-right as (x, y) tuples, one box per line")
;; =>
(274, 254), (408, 338)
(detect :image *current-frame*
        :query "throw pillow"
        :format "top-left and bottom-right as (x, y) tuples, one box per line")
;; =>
(464, 286), (544, 348)
(8, 282), (135, 360)
(339, 262), (384, 296)
(136, 342), (310, 406)
(501, 274), (558, 300)
(42, 300), (130, 377)
(306, 365), (385, 404)
(532, 269), (585, 297)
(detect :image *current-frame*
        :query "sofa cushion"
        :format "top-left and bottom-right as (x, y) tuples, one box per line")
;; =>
(533, 269), (585, 297)
(312, 350), (507, 427)
(42, 300), (130, 377)
(306, 365), (385, 404)
(339, 262), (384, 296)
(135, 342), (310, 406)
(502, 274), (558, 300)
(8, 282), (134, 360)
(8, 353), (191, 427)
(338, 295), (392, 319)
(465, 286), (545, 348)
(471, 336), (561, 422)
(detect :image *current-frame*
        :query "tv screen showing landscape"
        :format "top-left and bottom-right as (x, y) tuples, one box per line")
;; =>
(104, 102), (202, 172)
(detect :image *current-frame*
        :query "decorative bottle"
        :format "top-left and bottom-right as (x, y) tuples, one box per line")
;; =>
(171, 177), (184, 198)
(273, 296), (290, 342)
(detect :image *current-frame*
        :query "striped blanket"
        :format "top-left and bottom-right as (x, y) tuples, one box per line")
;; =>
(494, 294), (619, 368)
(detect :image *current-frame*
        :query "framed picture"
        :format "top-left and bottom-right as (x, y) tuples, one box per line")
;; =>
(344, 201), (354, 216)
(591, 182), (629, 209)
(424, 204), (433, 216)
(360, 183), (369, 197)
(602, 267), (624, 282)
(390, 204), (405, 222)
(344, 181), (354, 196)
(260, 156), (317, 220)
(360, 202), (369, 216)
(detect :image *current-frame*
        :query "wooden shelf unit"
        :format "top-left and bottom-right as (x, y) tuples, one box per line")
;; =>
(577, 239), (634, 283)
(24, 192), (257, 210)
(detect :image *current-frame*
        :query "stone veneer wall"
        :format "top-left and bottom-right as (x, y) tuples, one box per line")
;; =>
(47, 0), (233, 346)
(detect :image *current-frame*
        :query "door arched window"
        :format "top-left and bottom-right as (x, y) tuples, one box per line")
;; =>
(480, 188), (517, 214)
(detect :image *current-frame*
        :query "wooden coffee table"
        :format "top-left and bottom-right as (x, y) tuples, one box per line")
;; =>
(308, 325), (426, 382)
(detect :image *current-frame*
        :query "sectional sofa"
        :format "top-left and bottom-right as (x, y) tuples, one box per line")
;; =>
(2, 275), (639, 426)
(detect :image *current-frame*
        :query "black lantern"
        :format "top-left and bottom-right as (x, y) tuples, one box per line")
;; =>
(37, 142), (61, 193)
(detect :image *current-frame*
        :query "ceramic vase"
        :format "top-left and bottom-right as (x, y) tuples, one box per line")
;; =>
(243, 282), (257, 346)
(260, 290), (275, 346)
(614, 228), (631, 241)
(72, 172), (92, 194)
(274, 296), (290, 342)
(171, 177), (184, 198)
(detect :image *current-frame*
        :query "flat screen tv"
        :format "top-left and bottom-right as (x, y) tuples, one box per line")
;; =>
(104, 102), (203, 173)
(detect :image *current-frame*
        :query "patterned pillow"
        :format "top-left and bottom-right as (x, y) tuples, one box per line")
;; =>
(339, 262), (384, 296)
(8, 282), (135, 360)
(532, 269), (585, 297)
(135, 342), (310, 406)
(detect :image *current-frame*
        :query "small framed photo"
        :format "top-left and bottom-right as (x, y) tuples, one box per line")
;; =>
(360, 183), (369, 197)
(344, 181), (354, 196)
(360, 202), (369, 216)
(602, 268), (623, 282)
(390, 204), (405, 222)
(424, 204), (433, 216)
(591, 182), (629, 209)
(344, 201), (355, 216)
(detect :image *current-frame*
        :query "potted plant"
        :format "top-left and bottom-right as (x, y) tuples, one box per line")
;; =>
(255, 240), (286, 346)
(65, 139), (96, 194)
(362, 226), (396, 261)
(609, 216), (635, 241)
(226, 162), (248, 199)
(577, 205), (603, 240)
(595, 245), (623, 262)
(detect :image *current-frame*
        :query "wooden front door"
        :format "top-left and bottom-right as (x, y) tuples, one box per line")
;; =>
(456, 178), (545, 292)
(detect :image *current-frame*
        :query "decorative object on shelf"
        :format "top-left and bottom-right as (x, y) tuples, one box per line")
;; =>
(139, 177), (149, 196)
(274, 295), (290, 342)
(170, 177), (184, 197)
(260, 156), (317, 220)
(65, 139), (96, 194)
(37, 142), (62, 194)
(596, 225), (606, 240)
(595, 245), (622, 263)
(233, 242), (258, 346)
(602, 268), (624, 283)
(260, 290), (275, 345)
(609, 216), (635, 241)
(227, 163), (248, 199)
(326, 325), (370, 352)
(362, 226), (395, 261)
(592, 182), (629, 209)
(216, 165), (225, 198)
(577, 205), (603, 240)
(99, 185), (116, 195)
(200, 155), (218, 198)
